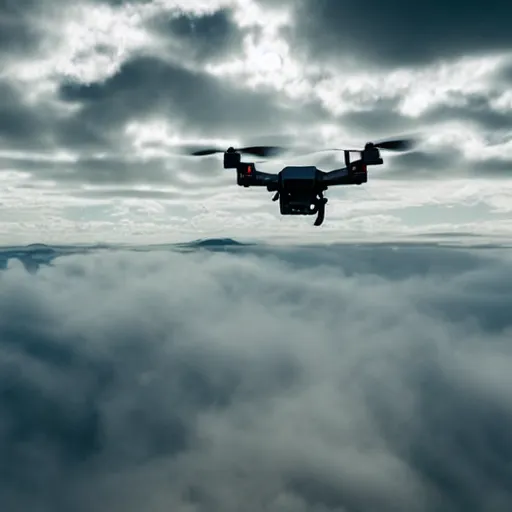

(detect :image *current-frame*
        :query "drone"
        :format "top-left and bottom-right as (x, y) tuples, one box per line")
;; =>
(188, 137), (415, 226)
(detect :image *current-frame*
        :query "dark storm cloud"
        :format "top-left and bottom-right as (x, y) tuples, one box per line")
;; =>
(57, 55), (304, 137)
(1, 242), (512, 511)
(0, 76), (111, 156)
(289, 0), (512, 67)
(0, 81), (57, 151)
(0, 76), (113, 154)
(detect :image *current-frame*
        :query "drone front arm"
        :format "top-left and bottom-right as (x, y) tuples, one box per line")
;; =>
(237, 164), (278, 188)
(254, 170), (279, 186)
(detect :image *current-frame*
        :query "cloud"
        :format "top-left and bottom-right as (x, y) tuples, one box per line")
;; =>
(0, 52), (326, 187)
(1, 242), (512, 511)
(380, 150), (512, 180)
(57, 55), (286, 136)
(0, 154), (177, 185)
(288, 0), (512, 67)
(420, 92), (512, 132)
(0, 80), (58, 151)
(148, 8), (244, 63)
(0, 0), (42, 57)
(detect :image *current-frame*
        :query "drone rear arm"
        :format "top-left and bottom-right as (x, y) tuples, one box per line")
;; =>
(320, 167), (351, 187)
(321, 164), (368, 187)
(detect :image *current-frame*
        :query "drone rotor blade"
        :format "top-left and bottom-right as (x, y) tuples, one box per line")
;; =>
(322, 136), (418, 153)
(374, 137), (417, 151)
(237, 145), (287, 157)
(186, 145), (287, 158)
(183, 136), (417, 159)
(189, 148), (224, 156)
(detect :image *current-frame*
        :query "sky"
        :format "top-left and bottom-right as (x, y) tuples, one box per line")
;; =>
(0, 0), (511, 244)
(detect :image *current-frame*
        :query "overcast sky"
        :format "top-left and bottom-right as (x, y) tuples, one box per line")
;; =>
(0, 0), (511, 244)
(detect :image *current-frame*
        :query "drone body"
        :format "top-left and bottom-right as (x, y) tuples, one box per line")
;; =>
(190, 138), (413, 226)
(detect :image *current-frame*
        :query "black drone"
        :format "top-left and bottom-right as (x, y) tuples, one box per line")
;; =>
(188, 137), (415, 226)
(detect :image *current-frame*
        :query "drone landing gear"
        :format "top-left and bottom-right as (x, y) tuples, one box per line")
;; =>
(313, 192), (327, 226)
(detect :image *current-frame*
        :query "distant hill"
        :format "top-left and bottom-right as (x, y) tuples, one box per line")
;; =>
(0, 238), (255, 272)
(187, 238), (248, 247)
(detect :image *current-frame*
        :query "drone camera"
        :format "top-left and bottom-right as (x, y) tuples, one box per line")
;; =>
(223, 150), (241, 169)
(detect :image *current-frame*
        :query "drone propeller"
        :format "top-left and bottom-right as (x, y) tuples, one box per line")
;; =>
(371, 138), (416, 151)
(182, 136), (417, 160)
(189, 145), (287, 158)
(336, 137), (417, 153)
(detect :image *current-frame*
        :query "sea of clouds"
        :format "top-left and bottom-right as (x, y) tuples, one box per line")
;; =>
(0, 241), (511, 511)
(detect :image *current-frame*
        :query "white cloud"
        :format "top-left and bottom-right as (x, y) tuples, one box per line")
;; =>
(206, 42), (507, 118)
(6, 0), (239, 86)
(205, 2), (302, 92)
(1, 244), (512, 510)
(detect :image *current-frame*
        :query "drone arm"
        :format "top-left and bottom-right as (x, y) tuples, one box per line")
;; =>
(254, 170), (279, 185)
(319, 167), (353, 187)
(320, 159), (368, 187)
(252, 169), (278, 187)
(237, 166), (278, 188)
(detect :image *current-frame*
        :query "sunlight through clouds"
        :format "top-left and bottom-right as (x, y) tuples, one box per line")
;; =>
(205, 0), (311, 93)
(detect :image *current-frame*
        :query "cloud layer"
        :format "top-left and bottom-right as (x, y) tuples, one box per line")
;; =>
(1, 242), (512, 511)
